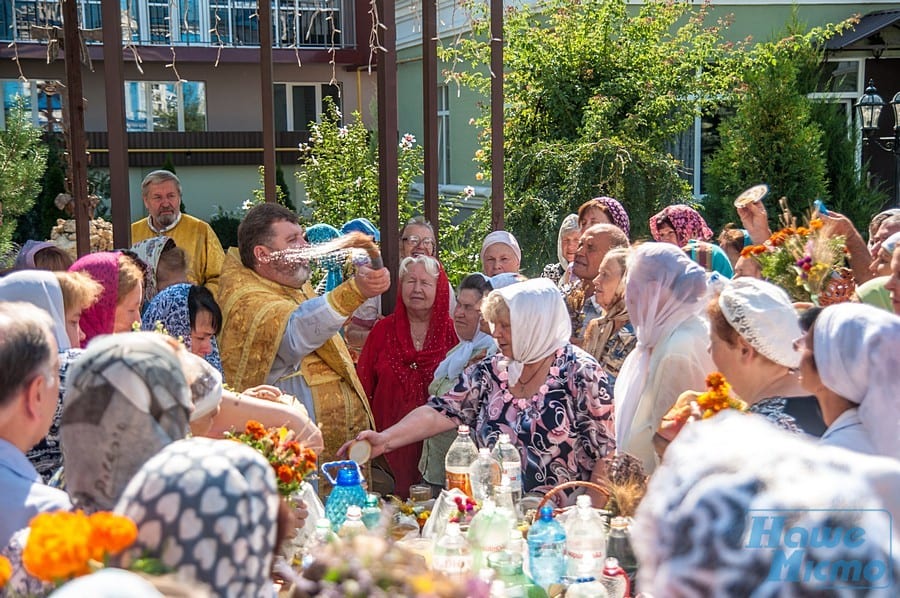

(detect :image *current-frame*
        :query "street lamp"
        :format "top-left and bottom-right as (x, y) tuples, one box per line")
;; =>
(855, 79), (900, 205)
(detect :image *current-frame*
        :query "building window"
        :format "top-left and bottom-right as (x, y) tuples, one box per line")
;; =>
(437, 85), (451, 185)
(124, 80), (207, 132)
(2, 79), (64, 132)
(274, 82), (340, 131)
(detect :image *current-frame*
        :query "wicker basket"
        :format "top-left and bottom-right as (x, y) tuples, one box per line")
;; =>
(817, 267), (855, 306)
(536, 480), (612, 513)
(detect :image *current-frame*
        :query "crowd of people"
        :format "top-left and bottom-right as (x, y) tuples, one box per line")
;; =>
(1, 169), (899, 595)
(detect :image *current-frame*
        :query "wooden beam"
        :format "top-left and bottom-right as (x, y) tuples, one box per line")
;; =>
(377, 0), (399, 313)
(61, 0), (90, 256)
(422, 0), (439, 249)
(101, 0), (131, 247)
(490, 0), (504, 230)
(258, 0), (277, 203)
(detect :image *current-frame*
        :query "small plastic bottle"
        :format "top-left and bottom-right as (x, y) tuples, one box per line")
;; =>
(471, 447), (502, 503)
(432, 521), (473, 581)
(445, 425), (479, 496)
(337, 505), (367, 539)
(361, 493), (381, 530)
(564, 495), (607, 580)
(526, 506), (566, 590)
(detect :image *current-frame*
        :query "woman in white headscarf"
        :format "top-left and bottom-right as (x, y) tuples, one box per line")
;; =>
(342, 278), (615, 505)
(614, 243), (714, 472)
(542, 214), (580, 285)
(796, 303), (900, 458)
(633, 411), (900, 596)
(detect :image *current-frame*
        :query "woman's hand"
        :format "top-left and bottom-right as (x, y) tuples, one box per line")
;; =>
(337, 430), (389, 460)
(737, 202), (772, 245)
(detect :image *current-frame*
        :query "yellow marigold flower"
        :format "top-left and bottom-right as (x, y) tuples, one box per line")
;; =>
(810, 218), (824, 230)
(23, 511), (94, 583)
(0, 555), (11, 589)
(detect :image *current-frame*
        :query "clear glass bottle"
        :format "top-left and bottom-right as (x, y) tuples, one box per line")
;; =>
(564, 495), (607, 580)
(432, 521), (473, 582)
(361, 493), (381, 530)
(445, 424), (479, 496)
(526, 505), (566, 590)
(491, 433), (523, 505)
(606, 516), (637, 581)
(471, 447), (501, 503)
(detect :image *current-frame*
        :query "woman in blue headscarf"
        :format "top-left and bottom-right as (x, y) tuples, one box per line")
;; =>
(141, 282), (223, 375)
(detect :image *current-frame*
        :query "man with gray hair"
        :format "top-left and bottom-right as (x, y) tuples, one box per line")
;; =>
(131, 169), (226, 295)
(0, 302), (71, 545)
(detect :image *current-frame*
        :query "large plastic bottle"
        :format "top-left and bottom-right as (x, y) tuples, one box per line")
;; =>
(491, 433), (523, 505)
(432, 521), (473, 581)
(526, 505), (566, 590)
(322, 461), (368, 530)
(564, 495), (607, 580)
(494, 474), (521, 522)
(445, 425), (479, 496)
(467, 498), (515, 571)
(470, 447), (501, 503)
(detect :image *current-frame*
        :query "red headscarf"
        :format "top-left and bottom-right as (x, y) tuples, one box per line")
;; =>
(650, 204), (714, 247)
(69, 251), (122, 346)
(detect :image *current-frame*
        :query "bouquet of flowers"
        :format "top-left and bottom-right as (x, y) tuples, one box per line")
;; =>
(226, 420), (318, 497)
(740, 201), (849, 304)
(21, 510), (138, 584)
(657, 372), (748, 444)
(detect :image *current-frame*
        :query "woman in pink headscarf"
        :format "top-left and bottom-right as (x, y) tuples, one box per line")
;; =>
(649, 204), (713, 247)
(69, 252), (145, 345)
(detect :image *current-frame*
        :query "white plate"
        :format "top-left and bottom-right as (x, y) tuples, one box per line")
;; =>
(734, 184), (769, 208)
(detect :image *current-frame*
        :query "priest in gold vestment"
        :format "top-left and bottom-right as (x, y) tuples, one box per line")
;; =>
(217, 203), (389, 470)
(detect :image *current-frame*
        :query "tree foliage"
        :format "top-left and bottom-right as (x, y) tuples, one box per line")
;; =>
(0, 104), (48, 257)
(440, 0), (745, 271)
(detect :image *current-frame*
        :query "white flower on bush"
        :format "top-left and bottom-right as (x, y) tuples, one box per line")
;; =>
(338, 126), (349, 139)
(399, 133), (416, 149)
(299, 142), (310, 152)
(355, 177), (363, 188)
(241, 199), (256, 212)
(463, 186), (476, 198)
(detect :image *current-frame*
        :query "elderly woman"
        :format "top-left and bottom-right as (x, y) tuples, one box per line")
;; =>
(577, 196), (631, 237)
(707, 278), (825, 435)
(480, 231), (522, 276)
(357, 255), (458, 496)
(796, 303), (900, 458)
(115, 437), (282, 598)
(345, 278), (616, 505)
(615, 243), (714, 473)
(69, 251), (145, 344)
(869, 230), (900, 279)
(583, 248), (636, 386)
(419, 273), (499, 490)
(13, 240), (73, 271)
(542, 214), (580, 285)
(142, 282), (224, 374)
(633, 411), (900, 596)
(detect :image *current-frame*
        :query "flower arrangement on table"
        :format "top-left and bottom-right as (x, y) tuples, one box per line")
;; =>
(740, 202), (849, 304)
(225, 419), (317, 497)
(21, 510), (138, 584)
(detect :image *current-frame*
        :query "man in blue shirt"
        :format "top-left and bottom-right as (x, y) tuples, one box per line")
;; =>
(0, 302), (72, 545)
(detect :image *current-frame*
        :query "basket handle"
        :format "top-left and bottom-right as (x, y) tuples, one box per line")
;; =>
(536, 480), (611, 512)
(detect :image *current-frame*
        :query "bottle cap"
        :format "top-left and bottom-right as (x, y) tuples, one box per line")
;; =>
(539, 505), (554, 520)
(458, 424), (470, 434)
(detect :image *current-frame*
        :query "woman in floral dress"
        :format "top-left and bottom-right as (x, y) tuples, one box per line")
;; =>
(341, 278), (616, 506)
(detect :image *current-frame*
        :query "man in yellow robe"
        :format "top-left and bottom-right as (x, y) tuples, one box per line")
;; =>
(131, 170), (225, 296)
(217, 203), (389, 470)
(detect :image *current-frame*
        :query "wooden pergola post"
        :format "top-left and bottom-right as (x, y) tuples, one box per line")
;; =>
(61, 0), (90, 257)
(101, 0), (131, 247)
(377, 0), (399, 313)
(490, 0), (504, 230)
(259, 0), (277, 203)
(422, 0), (439, 249)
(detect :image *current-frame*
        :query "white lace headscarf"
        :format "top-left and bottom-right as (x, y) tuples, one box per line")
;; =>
(633, 411), (900, 596)
(488, 278), (570, 386)
(614, 243), (709, 445)
(813, 303), (900, 459)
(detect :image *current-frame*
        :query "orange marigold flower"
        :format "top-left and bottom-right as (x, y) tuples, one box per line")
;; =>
(796, 227), (810, 236)
(88, 512), (138, 557)
(23, 511), (94, 583)
(277, 464), (294, 484)
(0, 555), (11, 589)
(245, 420), (266, 439)
(810, 218), (824, 230)
(752, 245), (767, 255)
(705, 372), (726, 390)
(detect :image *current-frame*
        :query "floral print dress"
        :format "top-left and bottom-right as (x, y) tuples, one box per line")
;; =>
(427, 344), (616, 503)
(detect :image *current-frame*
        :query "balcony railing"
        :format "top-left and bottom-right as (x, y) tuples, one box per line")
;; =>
(1, 0), (355, 49)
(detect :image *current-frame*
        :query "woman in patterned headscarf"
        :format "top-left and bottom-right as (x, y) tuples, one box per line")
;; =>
(60, 332), (194, 513)
(69, 251), (145, 345)
(649, 204), (713, 247)
(142, 283), (224, 375)
(115, 437), (281, 598)
(578, 196), (631, 237)
(130, 236), (189, 302)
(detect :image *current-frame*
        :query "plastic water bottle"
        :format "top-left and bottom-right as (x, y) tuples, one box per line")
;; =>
(432, 521), (473, 581)
(495, 474), (521, 522)
(526, 506), (566, 590)
(471, 447), (501, 503)
(467, 498), (515, 571)
(338, 505), (367, 539)
(445, 425), (479, 496)
(487, 551), (548, 598)
(322, 460), (367, 530)
(491, 433), (523, 505)
(565, 495), (607, 580)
